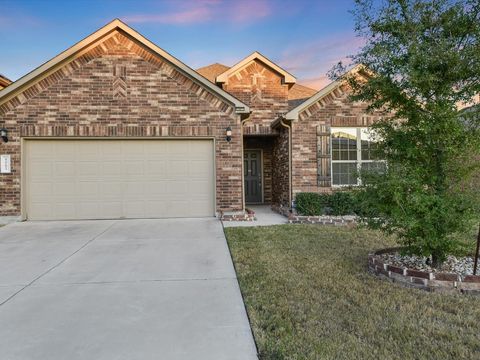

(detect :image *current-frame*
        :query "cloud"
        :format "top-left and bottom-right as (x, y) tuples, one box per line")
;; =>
(122, 0), (272, 26)
(300, 76), (331, 90)
(279, 33), (365, 90)
(123, 1), (214, 25)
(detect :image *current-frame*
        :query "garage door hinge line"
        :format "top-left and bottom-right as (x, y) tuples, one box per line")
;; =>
(0, 221), (118, 307)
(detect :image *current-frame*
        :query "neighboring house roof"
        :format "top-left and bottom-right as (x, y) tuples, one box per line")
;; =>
(215, 51), (296, 84)
(0, 19), (250, 114)
(196, 63), (230, 83)
(284, 64), (366, 121)
(0, 74), (12, 89)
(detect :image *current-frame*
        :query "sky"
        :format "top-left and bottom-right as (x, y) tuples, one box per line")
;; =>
(0, 0), (364, 90)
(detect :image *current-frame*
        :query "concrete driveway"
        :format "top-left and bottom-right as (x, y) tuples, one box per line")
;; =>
(0, 219), (257, 360)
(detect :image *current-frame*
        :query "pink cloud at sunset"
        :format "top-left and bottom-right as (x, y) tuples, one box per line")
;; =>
(123, 0), (272, 25)
(279, 33), (365, 90)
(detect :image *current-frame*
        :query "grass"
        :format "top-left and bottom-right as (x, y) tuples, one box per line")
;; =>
(225, 225), (480, 360)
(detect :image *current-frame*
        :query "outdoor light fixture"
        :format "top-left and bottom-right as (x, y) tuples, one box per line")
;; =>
(226, 126), (232, 142)
(0, 128), (8, 143)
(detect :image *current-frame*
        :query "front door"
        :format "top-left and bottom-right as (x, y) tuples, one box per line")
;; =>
(244, 150), (262, 203)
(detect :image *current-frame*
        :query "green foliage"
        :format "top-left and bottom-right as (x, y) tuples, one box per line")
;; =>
(332, 0), (480, 264)
(295, 192), (361, 216)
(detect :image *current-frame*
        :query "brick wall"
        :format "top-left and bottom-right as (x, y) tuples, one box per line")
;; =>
(222, 60), (289, 136)
(0, 30), (244, 216)
(291, 84), (384, 196)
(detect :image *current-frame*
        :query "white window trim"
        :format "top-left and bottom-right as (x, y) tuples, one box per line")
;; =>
(330, 127), (381, 187)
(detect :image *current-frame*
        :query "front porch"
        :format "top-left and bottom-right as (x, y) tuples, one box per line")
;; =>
(243, 134), (290, 209)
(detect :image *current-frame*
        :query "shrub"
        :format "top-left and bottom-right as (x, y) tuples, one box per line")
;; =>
(295, 191), (360, 216)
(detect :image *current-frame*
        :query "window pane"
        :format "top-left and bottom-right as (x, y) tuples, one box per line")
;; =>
(332, 162), (357, 186)
(332, 128), (357, 161)
(360, 128), (380, 160)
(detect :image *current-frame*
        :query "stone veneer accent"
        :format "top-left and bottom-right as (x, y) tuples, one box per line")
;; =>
(369, 248), (480, 295)
(0, 30), (244, 216)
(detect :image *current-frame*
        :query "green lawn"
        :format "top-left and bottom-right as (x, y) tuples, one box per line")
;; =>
(225, 225), (480, 360)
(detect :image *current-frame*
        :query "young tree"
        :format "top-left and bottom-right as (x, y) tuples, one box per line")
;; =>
(335, 0), (480, 265)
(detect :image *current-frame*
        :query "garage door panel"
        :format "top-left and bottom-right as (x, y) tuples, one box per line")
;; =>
(99, 182), (123, 198)
(55, 182), (76, 197)
(100, 142), (122, 158)
(167, 181), (188, 195)
(100, 202), (123, 218)
(146, 160), (167, 175)
(77, 162), (100, 176)
(29, 162), (53, 178)
(29, 142), (54, 158)
(29, 182), (53, 199)
(102, 161), (123, 176)
(77, 182), (99, 199)
(146, 201), (169, 218)
(124, 182), (145, 198)
(169, 201), (191, 217)
(189, 180), (212, 195)
(54, 162), (75, 177)
(54, 142), (76, 159)
(53, 203), (76, 219)
(168, 141), (189, 157)
(189, 160), (211, 178)
(168, 160), (189, 177)
(25, 140), (214, 220)
(123, 201), (147, 218)
(125, 161), (145, 175)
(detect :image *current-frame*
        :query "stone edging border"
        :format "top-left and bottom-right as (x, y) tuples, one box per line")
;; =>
(368, 247), (480, 295)
(288, 214), (357, 226)
(219, 208), (255, 222)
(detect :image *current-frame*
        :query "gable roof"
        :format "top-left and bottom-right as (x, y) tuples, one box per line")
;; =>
(0, 19), (250, 114)
(284, 64), (366, 120)
(0, 74), (12, 88)
(196, 63), (230, 83)
(215, 51), (296, 84)
(196, 62), (316, 109)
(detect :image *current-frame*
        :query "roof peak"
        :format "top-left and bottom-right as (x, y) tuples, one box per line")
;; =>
(0, 19), (250, 114)
(216, 51), (296, 84)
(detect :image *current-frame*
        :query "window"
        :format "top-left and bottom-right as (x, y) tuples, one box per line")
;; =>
(331, 127), (384, 186)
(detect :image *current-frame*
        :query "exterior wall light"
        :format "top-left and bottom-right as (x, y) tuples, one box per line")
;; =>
(0, 128), (8, 143)
(226, 126), (232, 142)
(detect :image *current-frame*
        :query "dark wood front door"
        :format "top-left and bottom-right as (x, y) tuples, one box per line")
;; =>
(244, 150), (262, 203)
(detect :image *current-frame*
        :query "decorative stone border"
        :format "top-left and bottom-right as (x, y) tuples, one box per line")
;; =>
(288, 214), (357, 226)
(369, 247), (480, 295)
(219, 208), (255, 222)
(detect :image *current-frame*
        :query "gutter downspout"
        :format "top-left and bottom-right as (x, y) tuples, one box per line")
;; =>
(279, 118), (293, 209)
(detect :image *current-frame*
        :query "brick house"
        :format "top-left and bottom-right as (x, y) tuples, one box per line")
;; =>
(0, 19), (384, 221)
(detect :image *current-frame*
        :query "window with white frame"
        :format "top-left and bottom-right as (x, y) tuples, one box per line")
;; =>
(331, 127), (385, 186)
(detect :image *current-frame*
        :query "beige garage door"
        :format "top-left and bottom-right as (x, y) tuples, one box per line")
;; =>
(25, 139), (215, 220)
